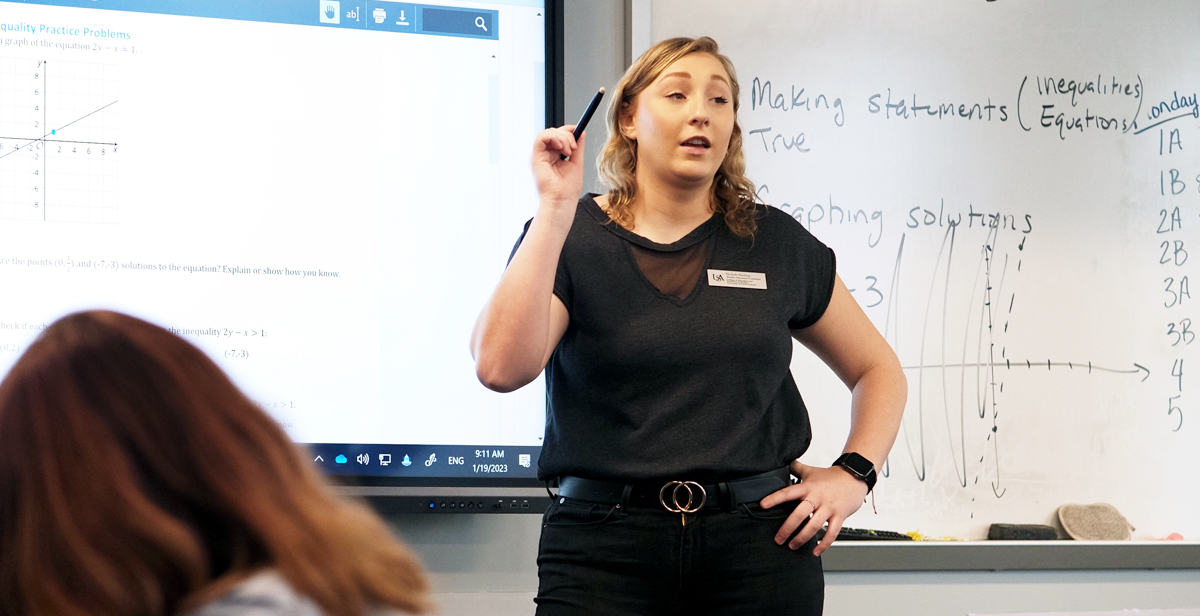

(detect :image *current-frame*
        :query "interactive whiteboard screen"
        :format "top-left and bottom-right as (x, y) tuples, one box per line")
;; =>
(0, 0), (549, 480)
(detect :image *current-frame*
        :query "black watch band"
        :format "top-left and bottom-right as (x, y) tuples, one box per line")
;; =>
(833, 452), (877, 493)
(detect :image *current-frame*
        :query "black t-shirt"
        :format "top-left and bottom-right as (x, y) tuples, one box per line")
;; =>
(511, 194), (836, 483)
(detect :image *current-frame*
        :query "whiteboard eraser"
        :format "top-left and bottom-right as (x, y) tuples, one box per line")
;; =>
(987, 523), (1059, 540)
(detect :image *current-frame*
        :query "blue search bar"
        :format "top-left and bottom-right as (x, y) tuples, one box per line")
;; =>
(421, 7), (496, 39)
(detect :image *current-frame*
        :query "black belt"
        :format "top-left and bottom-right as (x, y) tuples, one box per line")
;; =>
(556, 467), (792, 513)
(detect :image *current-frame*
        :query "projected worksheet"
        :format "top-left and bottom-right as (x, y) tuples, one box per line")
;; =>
(0, 0), (548, 478)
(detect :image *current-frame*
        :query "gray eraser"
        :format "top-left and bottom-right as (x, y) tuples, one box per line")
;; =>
(987, 524), (1059, 540)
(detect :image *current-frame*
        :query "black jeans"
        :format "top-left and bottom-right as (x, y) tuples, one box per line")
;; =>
(535, 497), (823, 615)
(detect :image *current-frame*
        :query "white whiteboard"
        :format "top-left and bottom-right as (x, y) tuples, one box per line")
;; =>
(651, 0), (1200, 539)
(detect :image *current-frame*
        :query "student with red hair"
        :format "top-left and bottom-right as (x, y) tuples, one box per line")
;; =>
(0, 310), (430, 616)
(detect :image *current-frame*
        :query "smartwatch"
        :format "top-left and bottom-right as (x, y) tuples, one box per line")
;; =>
(833, 452), (877, 493)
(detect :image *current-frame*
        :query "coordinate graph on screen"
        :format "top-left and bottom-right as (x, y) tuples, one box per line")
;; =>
(0, 0), (550, 483)
(0, 57), (118, 224)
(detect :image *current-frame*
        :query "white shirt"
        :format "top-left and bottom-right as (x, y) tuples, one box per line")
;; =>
(182, 570), (406, 616)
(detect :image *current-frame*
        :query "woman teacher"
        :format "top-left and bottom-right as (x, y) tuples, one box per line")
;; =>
(472, 37), (906, 615)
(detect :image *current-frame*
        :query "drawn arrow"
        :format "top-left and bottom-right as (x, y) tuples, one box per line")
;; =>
(902, 360), (1150, 382)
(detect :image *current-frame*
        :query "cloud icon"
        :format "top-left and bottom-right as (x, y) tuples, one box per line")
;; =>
(335, 454), (348, 464)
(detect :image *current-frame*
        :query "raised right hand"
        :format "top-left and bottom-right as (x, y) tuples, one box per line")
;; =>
(471, 128), (582, 392)
(531, 126), (586, 216)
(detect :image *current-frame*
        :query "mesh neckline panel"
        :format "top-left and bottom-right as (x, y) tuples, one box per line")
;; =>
(628, 240), (710, 300)
(581, 194), (723, 301)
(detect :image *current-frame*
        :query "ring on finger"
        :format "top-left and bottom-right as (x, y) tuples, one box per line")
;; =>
(800, 499), (816, 512)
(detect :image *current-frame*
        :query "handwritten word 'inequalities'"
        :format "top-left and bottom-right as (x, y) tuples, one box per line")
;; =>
(1035, 75), (1141, 107)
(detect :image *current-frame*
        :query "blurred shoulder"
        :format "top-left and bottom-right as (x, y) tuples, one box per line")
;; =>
(182, 570), (406, 616)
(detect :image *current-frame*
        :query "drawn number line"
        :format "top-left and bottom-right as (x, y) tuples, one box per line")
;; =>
(901, 361), (1149, 378)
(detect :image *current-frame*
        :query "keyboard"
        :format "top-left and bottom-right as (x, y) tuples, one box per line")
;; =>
(819, 526), (912, 541)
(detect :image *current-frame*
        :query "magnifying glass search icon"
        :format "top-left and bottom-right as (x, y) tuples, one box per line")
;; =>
(475, 16), (487, 31)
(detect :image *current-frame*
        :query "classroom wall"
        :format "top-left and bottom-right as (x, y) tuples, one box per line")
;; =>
(385, 2), (1200, 614)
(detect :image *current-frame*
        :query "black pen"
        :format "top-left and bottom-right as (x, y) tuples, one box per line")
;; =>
(561, 87), (606, 161)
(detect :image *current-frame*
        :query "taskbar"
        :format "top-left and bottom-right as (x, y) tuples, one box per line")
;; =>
(304, 443), (541, 478)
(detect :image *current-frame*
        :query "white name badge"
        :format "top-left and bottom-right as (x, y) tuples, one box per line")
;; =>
(707, 269), (767, 290)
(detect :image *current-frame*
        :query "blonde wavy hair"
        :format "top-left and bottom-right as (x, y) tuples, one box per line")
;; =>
(597, 36), (760, 238)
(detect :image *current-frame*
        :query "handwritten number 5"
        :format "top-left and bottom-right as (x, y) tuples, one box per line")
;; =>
(1168, 396), (1184, 432)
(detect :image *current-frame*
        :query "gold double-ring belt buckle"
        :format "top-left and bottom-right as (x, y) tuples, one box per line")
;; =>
(658, 480), (707, 515)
